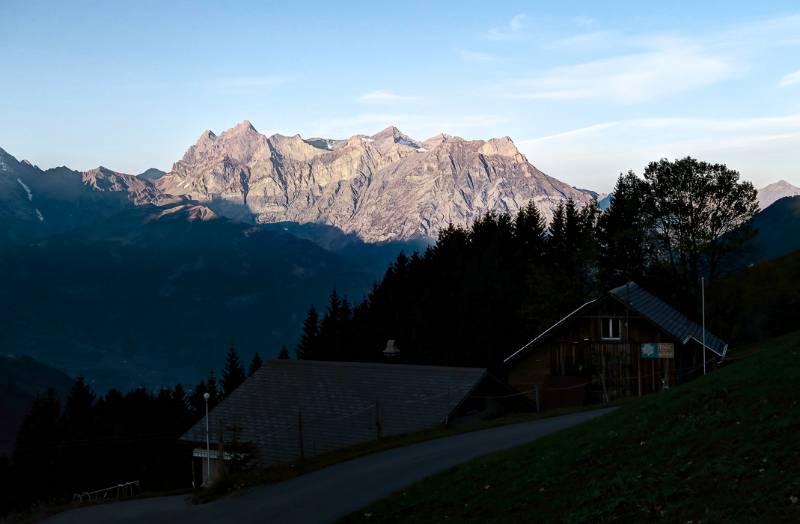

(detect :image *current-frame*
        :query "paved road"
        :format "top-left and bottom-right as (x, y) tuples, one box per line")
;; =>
(43, 408), (614, 524)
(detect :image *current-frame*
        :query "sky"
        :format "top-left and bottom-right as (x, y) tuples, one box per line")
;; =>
(2, 0), (800, 193)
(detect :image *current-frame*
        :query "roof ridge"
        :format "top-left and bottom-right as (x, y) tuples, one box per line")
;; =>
(270, 359), (486, 373)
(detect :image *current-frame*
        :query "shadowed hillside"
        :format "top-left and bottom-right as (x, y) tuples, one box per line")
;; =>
(0, 204), (383, 391)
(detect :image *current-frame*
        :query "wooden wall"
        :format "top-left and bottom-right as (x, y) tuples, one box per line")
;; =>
(508, 297), (703, 409)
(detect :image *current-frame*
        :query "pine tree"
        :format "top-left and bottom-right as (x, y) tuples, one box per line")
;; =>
(189, 370), (222, 420)
(598, 172), (653, 286)
(221, 345), (246, 395)
(319, 290), (349, 360)
(548, 201), (567, 259)
(206, 371), (221, 406)
(514, 200), (546, 261)
(13, 388), (62, 498)
(248, 352), (263, 375)
(188, 379), (208, 418)
(277, 346), (290, 359)
(296, 305), (320, 360)
(61, 376), (96, 439)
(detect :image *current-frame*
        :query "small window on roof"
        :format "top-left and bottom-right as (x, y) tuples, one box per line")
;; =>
(601, 318), (621, 340)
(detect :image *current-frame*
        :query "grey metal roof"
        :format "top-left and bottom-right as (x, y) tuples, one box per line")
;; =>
(610, 281), (728, 356)
(180, 360), (486, 465)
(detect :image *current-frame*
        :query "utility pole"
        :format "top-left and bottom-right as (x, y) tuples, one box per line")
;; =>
(701, 277), (706, 376)
(204, 392), (211, 484)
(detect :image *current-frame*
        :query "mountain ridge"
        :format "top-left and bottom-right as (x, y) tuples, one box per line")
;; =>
(757, 179), (800, 210)
(157, 121), (593, 242)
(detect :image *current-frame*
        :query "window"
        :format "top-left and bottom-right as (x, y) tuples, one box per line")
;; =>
(601, 318), (621, 340)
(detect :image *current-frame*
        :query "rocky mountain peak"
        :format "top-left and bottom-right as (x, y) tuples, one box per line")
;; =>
(228, 120), (258, 135)
(198, 129), (217, 142)
(157, 123), (593, 242)
(481, 136), (523, 158)
(758, 179), (800, 210)
(138, 168), (166, 182)
(421, 133), (452, 149)
(82, 166), (175, 206)
(371, 126), (421, 150)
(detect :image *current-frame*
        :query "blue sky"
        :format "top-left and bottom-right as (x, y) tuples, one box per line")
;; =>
(2, 1), (799, 192)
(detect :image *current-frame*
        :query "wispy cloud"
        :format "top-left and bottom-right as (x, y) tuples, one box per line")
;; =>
(779, 69), (800, 87)
(545, 30), (618, 51)
(519, 114), (800, 191)
(483, 14), (528, 41)
(492, 44), (735, 103)
(574, 16), (597, 28)
(357, 90), (422, 105)
(522, 114), (800, 144)
(458, 49), (497, 64)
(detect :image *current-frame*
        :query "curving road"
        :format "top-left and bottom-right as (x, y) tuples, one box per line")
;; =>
(43, 408), (614, 524)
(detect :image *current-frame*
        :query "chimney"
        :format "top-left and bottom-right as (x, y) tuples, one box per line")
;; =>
(382, 339), (400, 360)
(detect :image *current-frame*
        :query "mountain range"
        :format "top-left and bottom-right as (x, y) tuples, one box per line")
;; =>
(0, 148), (178, 246)
(2, 123), (799, 391)
(156, 121), (592, 242)
(0, 128), (594, 391)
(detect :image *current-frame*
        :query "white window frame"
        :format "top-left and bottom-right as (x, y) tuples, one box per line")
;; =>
(601, 318), (621, 340)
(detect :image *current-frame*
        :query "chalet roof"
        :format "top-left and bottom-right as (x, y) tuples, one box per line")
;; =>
(609, 282), (728, 357)
(504, 281), (728, 366)
(504, 299), (598, 366)
(180, 360), (486, 465)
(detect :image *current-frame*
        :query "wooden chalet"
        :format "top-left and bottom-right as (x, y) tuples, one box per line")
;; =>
(505, 281), (728, 410)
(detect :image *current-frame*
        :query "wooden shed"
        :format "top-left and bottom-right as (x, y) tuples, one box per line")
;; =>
(505, 282), (727, 410)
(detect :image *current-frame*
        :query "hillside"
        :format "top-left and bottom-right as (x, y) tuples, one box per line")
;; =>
(342, 331), (800, 523)
(743, 195), (800, 266)
(0, 356), (73, 456)
(0, 148), (177, 246)
(157, 122), (591, 242)
(710, 250), (800, 344)
(0, 203), (384, 392)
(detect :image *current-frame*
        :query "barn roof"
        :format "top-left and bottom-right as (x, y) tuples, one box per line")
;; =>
(180, 360), (486, 465)
(609, 281), (728, 357)
(504, 281), (728, 366)
(503, 299), (598, 366)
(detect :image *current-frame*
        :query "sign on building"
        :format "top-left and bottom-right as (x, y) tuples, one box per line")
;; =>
(640, 342), (674, 359)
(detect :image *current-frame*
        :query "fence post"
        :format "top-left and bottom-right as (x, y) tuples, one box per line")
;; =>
(375, 399), (383, 439)
(534, 384), (541, 413)
(298, 409), (305, 460)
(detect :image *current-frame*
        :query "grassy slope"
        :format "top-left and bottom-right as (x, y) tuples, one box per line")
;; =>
(342, 332), (800, 524)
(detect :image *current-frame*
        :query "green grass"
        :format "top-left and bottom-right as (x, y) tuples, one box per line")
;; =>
(193, 404), (613, 504)
(340, 331), (800, 524)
